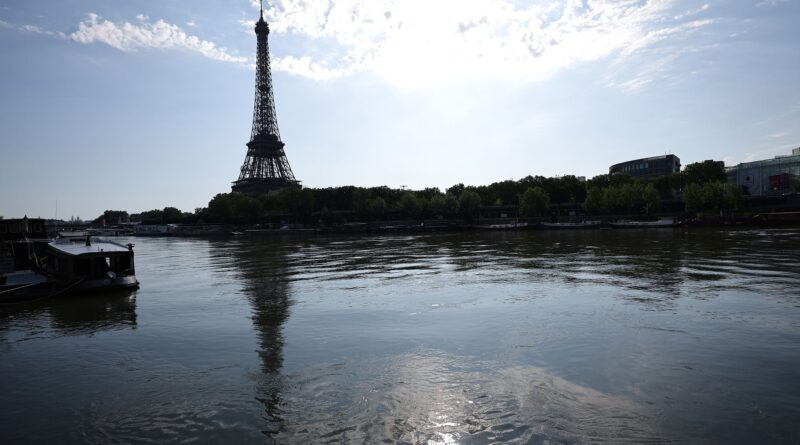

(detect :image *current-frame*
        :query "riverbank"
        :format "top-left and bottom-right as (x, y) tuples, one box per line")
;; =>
(44, 211), (800, 238)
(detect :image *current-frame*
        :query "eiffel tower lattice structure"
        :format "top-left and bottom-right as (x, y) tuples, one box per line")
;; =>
(232, 2), (299, 196)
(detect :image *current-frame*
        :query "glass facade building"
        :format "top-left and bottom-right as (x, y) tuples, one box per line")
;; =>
(726, 148), (800, 197)
(609, 155), (681, 178)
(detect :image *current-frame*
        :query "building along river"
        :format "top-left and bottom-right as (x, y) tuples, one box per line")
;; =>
(1, 229), (799, 443)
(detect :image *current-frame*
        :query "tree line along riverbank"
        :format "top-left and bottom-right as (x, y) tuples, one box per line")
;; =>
(75, 160), (799, 230)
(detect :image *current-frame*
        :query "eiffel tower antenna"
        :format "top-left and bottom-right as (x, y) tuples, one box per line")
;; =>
(232, 3), (300, 195)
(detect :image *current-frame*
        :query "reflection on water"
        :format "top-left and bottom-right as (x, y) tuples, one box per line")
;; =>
(1, 229), (799, 443)
(0, 290), (137, 340)
(228, 240), (293, 436)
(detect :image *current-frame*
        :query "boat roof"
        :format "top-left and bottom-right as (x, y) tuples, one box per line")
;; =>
(58, 231), (88, 237)
(49, 239), (130, 256)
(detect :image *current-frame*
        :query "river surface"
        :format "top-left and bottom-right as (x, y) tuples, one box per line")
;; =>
(1, 229), (799, 444)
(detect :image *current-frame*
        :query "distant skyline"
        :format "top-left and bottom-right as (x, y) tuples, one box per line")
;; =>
(1, 0), (799, 219)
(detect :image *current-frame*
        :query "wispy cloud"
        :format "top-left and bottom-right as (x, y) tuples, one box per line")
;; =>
(767, 131), (789, 139)
(69, 13), (247, 63)
(2, 13), (247, 64)
(0, 17), (66, 38)
(756, 0), (789, 7)
(249, 0), (716, 88)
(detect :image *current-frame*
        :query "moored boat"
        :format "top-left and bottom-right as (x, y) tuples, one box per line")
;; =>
(610, 218), (678, 229)
(474, 222), (529, 230)
(43, 237), (140, 293)
(541, 221), (602, 230)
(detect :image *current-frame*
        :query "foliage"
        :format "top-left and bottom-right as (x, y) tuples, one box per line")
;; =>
(399, 192), (420, 217)
(723, 183), (744, 210)
(93, 210), (129, 225)
(458, 190), (481, 220)
(208, 194), (233, 221)
(683, 160), (726, 185)
(583, 182), (660, 214)
(583, 187), (606, 214)
(195, 158), (739, 225)
(683, 181), (734, 214)
(642, 183), (660, 214)
(162, 207), (183, 222)
(518, 187), (550, 217)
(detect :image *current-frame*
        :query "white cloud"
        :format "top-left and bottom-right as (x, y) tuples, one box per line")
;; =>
(756, 0), (789, 7)
(673, 3), (709, 20)
(0, 18), (66, 37)
(69, 13), (247, 64)
(250, 0), (716, 88)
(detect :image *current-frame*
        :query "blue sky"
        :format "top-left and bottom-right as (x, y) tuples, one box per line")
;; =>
(1, 0), (798, 219)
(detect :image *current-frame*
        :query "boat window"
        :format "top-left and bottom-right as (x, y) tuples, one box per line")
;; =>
(89, 257), (111, 279)
(75, 259), (91, 276)
(118, 255), (132, 273)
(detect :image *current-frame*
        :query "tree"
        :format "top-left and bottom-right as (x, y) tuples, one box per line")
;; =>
(583, 187), (606, 214)
(447, 183), (466, 197)
(369, 197), (386, 218)
(208, 193), (233, 221)
(429, 194), (447, 216)
(93, 210), (129, 225)
(352, 188), (373, 219)
(399, 192), (420, 217)
(519, 187), (550, 217)
(642, 183), (660, 214)
(458, 190), (481, 220)
(700, 181), (724, 210)
(140, 209), (165, 224)
(277, 187), (315, 222)
(723, 183), (744, 210)
(683, 160), (726, 185)
(443, 195), (460, 217)
(683, 183), (703, 214)
(162, 207), (183, 223)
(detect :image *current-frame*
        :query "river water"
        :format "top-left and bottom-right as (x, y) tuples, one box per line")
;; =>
(1, 229), (799, 444)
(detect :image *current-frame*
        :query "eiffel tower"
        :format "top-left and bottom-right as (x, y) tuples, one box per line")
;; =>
(232, 0), (299, 195)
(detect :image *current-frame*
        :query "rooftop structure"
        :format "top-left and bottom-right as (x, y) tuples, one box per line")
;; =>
(0, 217), (47, 241)
(609, 154), (681, 178)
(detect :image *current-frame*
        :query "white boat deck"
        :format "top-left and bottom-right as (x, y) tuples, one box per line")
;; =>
(50, 239), (130, 255)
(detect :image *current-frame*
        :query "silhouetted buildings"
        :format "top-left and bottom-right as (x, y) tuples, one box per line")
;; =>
(609, 154), (681, 178)
(0, 217), (47, 241)
(726, 148), (800, 197)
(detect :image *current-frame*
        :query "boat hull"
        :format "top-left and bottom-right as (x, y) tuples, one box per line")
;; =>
(540, 223), (602, 230)
(610, 220), (678, 229)
(74, 275), (140, 293)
